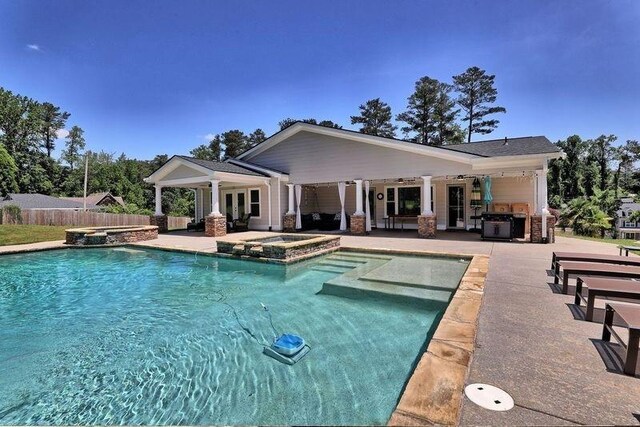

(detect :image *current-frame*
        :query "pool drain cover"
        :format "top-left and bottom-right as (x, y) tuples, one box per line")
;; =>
(464, 383), (514, 411)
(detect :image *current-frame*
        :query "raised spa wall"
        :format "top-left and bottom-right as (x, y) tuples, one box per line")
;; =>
(216, 234), (340, 261)
(65, 226), (159, 246)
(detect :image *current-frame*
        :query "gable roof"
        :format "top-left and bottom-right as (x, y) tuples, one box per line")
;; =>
(60, 192), (125, 207)
(441, 136), (559, 158)
(0, 193), (87, 210)
(175, 155), (267, 177)
(235, 122), (561, 163)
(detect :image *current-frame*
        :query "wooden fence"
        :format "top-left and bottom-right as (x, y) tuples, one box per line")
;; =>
(1, 209), (191, 230)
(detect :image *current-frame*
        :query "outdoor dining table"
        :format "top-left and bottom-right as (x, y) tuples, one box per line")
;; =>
(385, 214), (418, 231)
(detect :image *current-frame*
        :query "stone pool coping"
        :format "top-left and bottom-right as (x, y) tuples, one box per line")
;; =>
(0, 239), (487, 425)
(216, 233), (341, 263)
(65, 225), (158, 246)
(383, 250), (489, 426)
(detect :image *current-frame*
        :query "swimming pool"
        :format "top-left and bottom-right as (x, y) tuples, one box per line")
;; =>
(0, 248), (469, 425)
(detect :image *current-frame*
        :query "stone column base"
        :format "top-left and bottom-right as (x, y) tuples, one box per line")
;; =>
(350, 214), (366, 235)
(149, 215), (168, 233)
(418, 214), (437, 238)
(283, 213), (296, 232)
(205, 215), (227, 237)
(531, 215), (556, 243)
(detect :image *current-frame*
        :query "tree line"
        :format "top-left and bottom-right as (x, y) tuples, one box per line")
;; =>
(0, 65), (506, 217)
(549, 135), (640, 237)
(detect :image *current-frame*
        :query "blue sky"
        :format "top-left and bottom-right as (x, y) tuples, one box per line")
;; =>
(1, 0), (639, 159)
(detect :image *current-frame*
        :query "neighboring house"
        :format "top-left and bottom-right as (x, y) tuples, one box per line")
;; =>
(616, 196), (640, 239)
(0, 193), (89, 210)
(145, 122), (562, 238)
(60, 192), (125, 208)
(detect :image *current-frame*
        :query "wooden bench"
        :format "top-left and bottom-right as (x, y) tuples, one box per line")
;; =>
(574, 277), (640, 321)
(551, 252), (640, 281)
(619, 245), (640, 256)
(602, 302), (640, 376)
(555, 261), (640, 294)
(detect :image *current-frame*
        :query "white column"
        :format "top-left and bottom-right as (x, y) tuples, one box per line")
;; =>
(209, 180), (221, 216)
(421, 175), (433, 215)
(286, 184), (295, 215)
(154, 185), (163, 215)
(354, 179), (364, 215)
(538, 163), (549, 239)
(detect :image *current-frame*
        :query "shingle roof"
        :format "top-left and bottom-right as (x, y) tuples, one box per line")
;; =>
(177, 155), (267, 176)
(60, 192), (125, 207)
(0, 194), (88, 210)
(439, 136), (560, 158)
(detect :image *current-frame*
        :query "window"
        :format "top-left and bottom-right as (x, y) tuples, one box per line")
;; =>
(249, 188), (260, 217)
(398, 187), (421, 215)
(386, 188), (395, 216)
(385, 185), (435, 216)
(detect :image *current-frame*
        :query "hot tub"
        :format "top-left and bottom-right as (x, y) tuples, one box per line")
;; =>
(216, 233), (340, 263)
(65, 225), (159, 246)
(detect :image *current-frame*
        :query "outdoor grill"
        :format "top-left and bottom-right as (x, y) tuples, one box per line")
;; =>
(481, 213), (514, 241)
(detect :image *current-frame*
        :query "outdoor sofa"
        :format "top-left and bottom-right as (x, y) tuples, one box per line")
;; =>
(301, 212), (349, 231)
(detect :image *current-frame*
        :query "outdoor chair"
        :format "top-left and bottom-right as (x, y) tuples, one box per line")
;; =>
(574, 276), (640, 321)
(186, 218), (205, 232)
(232, 214), (252, 232)
(555, 261), (640, 294)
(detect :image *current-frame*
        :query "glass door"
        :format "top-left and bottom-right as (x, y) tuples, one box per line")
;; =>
(447, 185), (465, 229)
(223, 190), (246, 220)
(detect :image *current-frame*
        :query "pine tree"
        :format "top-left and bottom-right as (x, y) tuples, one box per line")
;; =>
(40, 102), (70, 158)
(190, 135), (222, 161)
(350, 98), (397, 138)
(278, 118), (341, 131)
(61, 125), (86, 170)
(247, 128), (267, 148)
(221, 130), (248, 159)
(452, 66), (506, 143)
(397, 77), (458, 145)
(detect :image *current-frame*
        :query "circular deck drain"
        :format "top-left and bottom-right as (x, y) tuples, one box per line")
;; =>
(464, 383), (514, 411)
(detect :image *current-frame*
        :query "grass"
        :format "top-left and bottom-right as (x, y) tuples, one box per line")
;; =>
(556, 230), (639, 248)
(0, 225), (67, 246)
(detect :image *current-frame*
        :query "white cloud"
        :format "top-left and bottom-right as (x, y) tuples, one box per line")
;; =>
(203, 133), (217, 141)
(26, 44), (41, 51)
(55, 128), (69, 139)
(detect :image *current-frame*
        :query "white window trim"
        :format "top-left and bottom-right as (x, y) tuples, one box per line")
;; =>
(248, 187), (262, 219)
(383, 184), (435, 216)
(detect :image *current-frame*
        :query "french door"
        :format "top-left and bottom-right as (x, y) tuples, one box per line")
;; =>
(447, 185), (465, 229)
(223, 190), (246, 220)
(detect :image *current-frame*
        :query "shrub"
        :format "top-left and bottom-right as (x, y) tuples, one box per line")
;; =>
(1, 204), (22, 225)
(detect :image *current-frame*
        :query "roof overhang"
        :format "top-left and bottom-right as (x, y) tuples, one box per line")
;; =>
(236, 122), (479, 165)
(471, 152), (564, 171)
(144, 156), (270, 187)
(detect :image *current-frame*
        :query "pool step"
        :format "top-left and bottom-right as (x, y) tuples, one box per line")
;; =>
(333, 252), (393, 261)
(325, 255), (369, 264)
(311, 265), (354, 274)
(320, 276), (453, 304)
(317, 259), (363, 269)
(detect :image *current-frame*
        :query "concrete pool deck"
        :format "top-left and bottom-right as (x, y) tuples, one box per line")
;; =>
(2, 230), (638, 424)
(131, 230), (640, 425)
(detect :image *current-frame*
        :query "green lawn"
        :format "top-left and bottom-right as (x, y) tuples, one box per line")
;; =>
(0, 225), (67, 246)
(556, 230), (639, 248)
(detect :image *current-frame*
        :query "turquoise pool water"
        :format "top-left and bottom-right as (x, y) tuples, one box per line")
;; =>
(0, 248), (467, 425)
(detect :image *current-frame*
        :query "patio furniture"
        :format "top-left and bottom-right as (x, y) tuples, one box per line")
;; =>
(186, 218), (205, 232)
(232, 214), (252, 232)
(619, 245), (640, 256)
(574, 277), (640, 321)
(602, 302), (640, 376)
(388, 214), (418, 231)
(555, 261), (640, 294)
(551, 252), (640, 279)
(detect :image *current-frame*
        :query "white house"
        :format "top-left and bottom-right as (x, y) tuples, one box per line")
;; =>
(616, 196), (640, 239)
(144, 122), (563, 241)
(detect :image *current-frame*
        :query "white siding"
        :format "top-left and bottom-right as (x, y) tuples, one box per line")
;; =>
(162, 164), (208, 181)
(246, 131), (474, 183)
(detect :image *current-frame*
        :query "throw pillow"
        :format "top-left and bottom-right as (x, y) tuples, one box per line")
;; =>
(312, 212), (321, 221)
